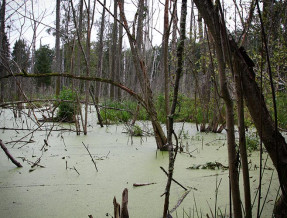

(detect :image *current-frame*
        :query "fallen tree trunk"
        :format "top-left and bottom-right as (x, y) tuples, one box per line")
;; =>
(0, 139), (22, 167)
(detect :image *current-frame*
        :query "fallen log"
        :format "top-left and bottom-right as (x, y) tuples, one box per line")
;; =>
(133, 182), (156, 187)
(0, 139), (22, 167)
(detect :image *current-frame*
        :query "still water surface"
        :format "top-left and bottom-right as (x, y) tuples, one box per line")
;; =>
(0, 108), (279, 217)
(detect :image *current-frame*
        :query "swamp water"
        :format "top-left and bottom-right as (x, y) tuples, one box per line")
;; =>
(0, 108), (280, 217)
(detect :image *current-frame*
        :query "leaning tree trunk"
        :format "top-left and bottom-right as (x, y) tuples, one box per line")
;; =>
(118, 0), (167, 150)
(193, 0), (287, 217)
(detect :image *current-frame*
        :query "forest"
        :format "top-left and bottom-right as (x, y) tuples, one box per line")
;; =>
(0, 0), (287, 217)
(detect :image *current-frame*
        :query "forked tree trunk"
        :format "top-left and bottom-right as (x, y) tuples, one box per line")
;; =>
(193, 0), (287, 217)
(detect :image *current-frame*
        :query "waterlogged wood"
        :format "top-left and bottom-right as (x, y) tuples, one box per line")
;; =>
(133, 182), (156, 187)
(113, 197), (120, 218)
(82, 142), (98, 172)
(169, 189), (191, 214)
(0, 139), (22, 167)
(89, 86), (103, 127)
(121, 188), (129, 218)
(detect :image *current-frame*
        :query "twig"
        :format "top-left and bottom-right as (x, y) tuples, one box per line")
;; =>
(73, 166), (80, 175)
(17, 157), (45, 168)
(15, 122), (45, 148)
(82, 142), (98, 172)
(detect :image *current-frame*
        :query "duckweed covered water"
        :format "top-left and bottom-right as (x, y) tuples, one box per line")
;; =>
(0, 108), (280, 217)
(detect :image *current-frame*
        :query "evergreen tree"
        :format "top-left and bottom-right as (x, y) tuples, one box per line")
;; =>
(34, 45), (53, 87)
(12, 39), (30, 71)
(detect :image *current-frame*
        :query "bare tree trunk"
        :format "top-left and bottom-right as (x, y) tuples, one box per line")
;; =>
(163, 1), (187, 217)
(0, 0), (6, 102)
(136, 0), (144, 53)
(76, 0), (83, 91)
(194, 1), (242, 217)
(116, 0), (124, 100)
(194, 0), (287, 217)
(118, 1), (168, 150)
(234, 55), (252, 218)
(84, 0), (91, 135)
(198, 13), (208, 132)
(95, 0), (106, 102)
(215, 37), (242, 218)
(163, 0), (170, 129)
(55, 0), (61, 97)
(110, 0), (118, 100)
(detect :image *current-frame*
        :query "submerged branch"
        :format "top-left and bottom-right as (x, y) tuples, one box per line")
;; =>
(0, 139), (22, 167)
(82, 142), (98, 172)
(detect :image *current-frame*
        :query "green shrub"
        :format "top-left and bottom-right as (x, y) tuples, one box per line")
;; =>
(57, 87), (77, 122)
(246, 132), (259, 152)
(277, 92), (287, 129)
(100, 100), (148, 123)
(131, 124), (143, 136)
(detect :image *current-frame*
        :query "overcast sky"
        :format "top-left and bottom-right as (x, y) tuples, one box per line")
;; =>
(5, 0), (246, 51)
